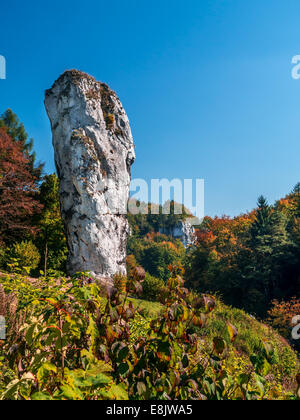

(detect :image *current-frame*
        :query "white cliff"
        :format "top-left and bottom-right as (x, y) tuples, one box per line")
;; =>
(159, 219), (196, 247)
(45, 70), (135, 282)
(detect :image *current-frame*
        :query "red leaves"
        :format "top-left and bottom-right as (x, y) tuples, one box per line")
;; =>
(192, 314), (204, 327)
(0, 127), (42, 240)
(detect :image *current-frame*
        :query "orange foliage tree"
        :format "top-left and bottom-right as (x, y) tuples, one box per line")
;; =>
(268, 297), (300, 342)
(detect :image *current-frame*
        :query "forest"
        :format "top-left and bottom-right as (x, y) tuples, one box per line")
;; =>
(0, 109), (299, 400)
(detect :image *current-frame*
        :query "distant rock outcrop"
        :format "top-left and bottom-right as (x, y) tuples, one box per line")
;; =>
(159, 219), (196, 247)
(45, 70), (135, 283)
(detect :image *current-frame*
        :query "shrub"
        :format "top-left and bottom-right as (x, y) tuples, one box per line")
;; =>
(7, 240), (40, 275)
(114, 273), (127, 294)
(0, 267), (298, 400)
(0, 247), (6, 270)
(141, 273), (167, 302)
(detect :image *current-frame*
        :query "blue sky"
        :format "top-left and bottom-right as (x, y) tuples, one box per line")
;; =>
(1, 0), (300, 217)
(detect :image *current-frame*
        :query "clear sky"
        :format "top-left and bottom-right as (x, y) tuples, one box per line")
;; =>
(1, 0), (300, 217)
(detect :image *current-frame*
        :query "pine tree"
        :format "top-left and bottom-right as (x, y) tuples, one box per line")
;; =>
(292, 182), (300, 196)
(248, 196), (294, 311)
(291, 182), (300, 219)
(250, 196), (272, 242)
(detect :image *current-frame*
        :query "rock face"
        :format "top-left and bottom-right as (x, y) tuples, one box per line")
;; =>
(45, 70), (135, 282)
(159, 220), (196, 247)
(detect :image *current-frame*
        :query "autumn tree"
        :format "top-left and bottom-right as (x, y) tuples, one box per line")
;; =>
(127, 232), (185, 283)
(0, 127), (42, 242)
(185, 194), (299, 317)
(268, 297), (300, 350)
(0, 109), (44, 181)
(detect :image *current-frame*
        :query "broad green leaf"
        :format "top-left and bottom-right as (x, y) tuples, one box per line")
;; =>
(31, 392), (52, 400)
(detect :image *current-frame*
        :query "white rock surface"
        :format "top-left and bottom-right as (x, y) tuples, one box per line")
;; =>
(159, 220), (196, 247)
(45, 70), (135, 281)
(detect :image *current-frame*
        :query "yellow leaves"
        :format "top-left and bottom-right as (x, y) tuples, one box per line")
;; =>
(86, 315), (98, 350)
(103, 383), (128, 400)
(37, 363), (57, 384)
(227, 322), (238, 343)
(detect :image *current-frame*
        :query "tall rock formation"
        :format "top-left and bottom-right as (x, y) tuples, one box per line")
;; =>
(45, 70), (135, 283)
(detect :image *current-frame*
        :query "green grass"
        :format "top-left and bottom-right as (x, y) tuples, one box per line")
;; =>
(128, 297), (163, 318)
